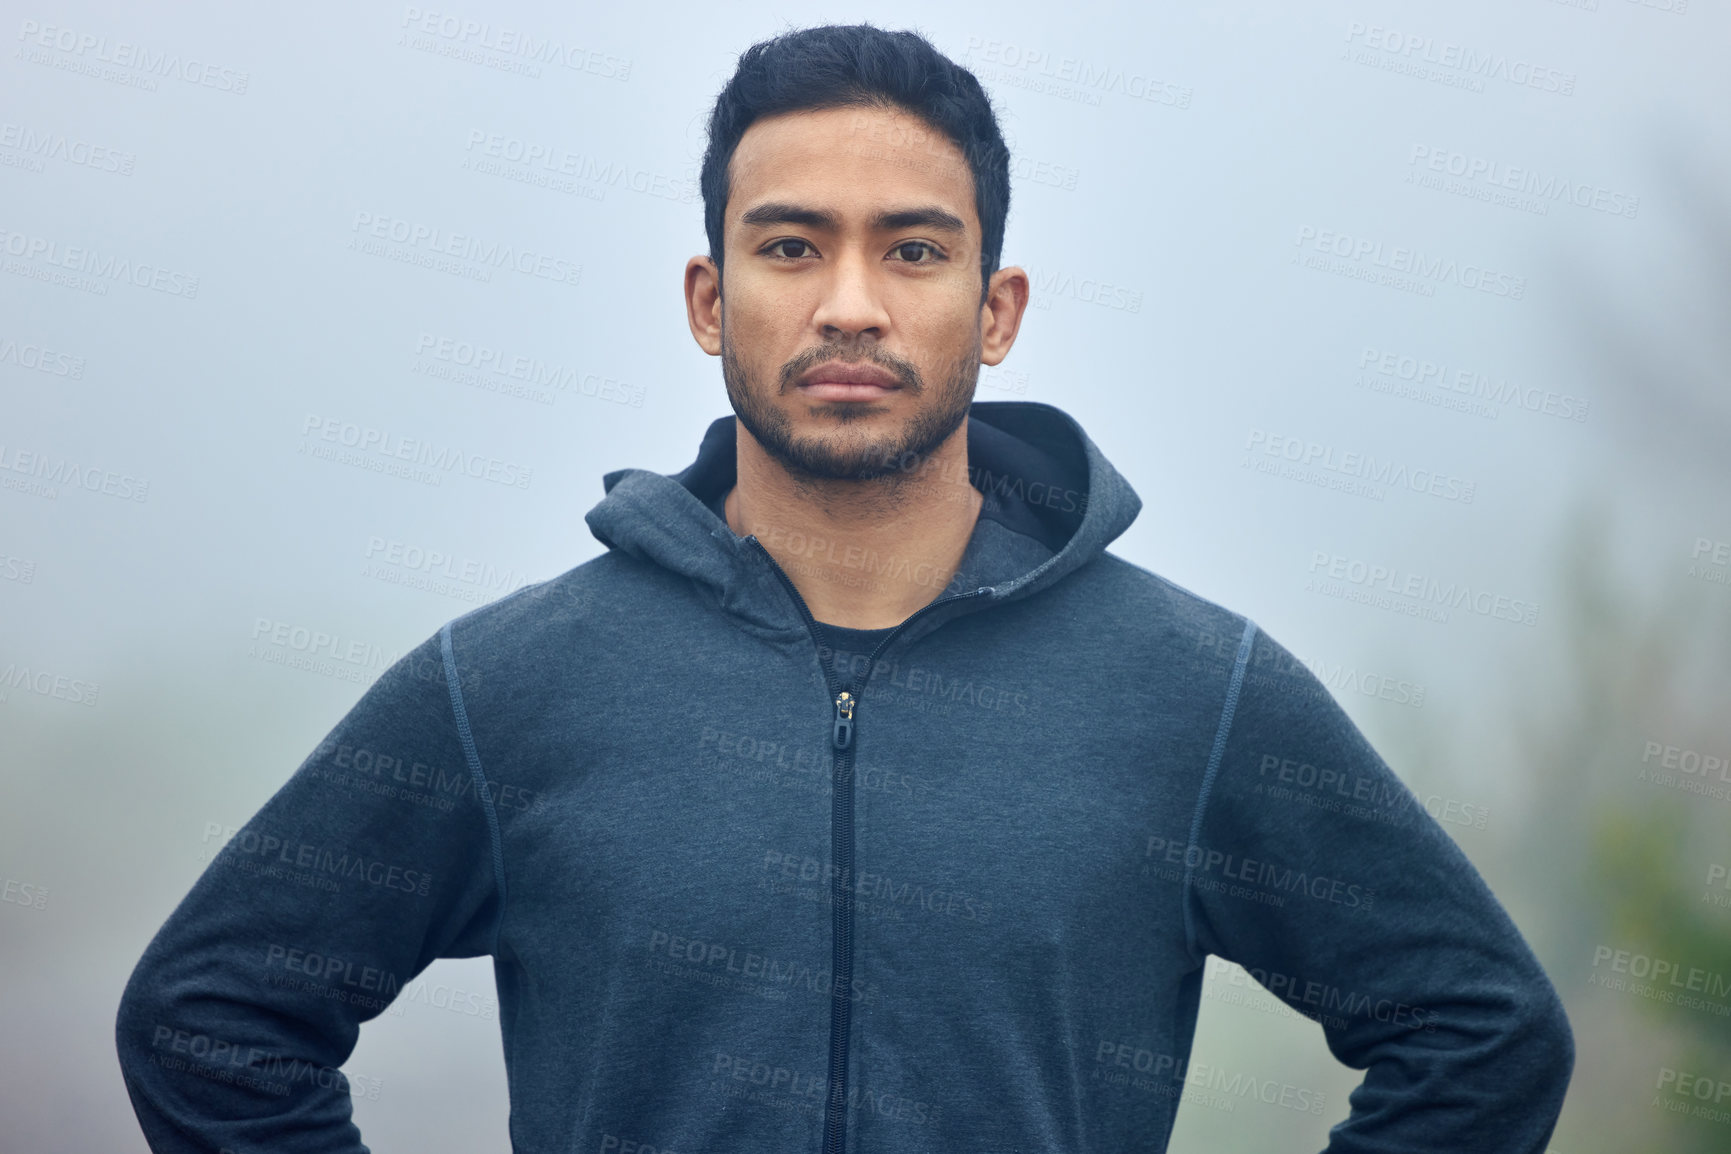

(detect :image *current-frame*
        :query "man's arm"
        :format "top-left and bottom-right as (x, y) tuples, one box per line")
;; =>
(1185, 622), (1572, 1151)
(115, 626), (503, 1154)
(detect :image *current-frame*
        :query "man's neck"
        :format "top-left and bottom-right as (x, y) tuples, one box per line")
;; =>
(723, 422), (983, 630)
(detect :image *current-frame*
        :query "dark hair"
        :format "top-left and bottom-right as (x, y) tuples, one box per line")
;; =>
(700, 24), (1011, 293)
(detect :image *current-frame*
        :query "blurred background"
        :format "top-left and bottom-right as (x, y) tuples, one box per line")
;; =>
(3, 0), (1729, 1149)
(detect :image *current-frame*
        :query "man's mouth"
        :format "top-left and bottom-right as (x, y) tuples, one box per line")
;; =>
(795, 360), (903, 402)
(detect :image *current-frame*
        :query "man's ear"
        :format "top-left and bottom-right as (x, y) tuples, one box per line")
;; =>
(980, 265), (1030, 367)
(685, 256), (723, 356)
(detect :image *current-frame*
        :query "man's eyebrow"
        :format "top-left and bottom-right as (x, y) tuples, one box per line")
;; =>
(871, 206), (966, 234)
(737, 203), (967, 235)
(738, 203), (839, 230)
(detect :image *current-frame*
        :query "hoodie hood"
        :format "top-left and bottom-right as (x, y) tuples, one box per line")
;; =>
(584, 401), (1142, 639)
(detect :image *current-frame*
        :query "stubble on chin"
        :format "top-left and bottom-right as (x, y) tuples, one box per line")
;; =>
(720, 322), (981, 485)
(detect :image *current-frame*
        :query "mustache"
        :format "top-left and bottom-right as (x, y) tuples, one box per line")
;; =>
(777, 342), (924, 394)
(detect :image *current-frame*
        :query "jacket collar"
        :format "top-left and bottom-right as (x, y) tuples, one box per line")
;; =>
(584, 401), (1142, 642)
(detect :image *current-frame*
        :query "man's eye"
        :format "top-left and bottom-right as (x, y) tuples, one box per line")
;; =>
(892, 241), (939, 263)
(768, 239), (814, 259)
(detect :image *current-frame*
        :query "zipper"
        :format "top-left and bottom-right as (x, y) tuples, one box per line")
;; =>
(832, 692), (855, 750)
(745, 537), (987, 1154)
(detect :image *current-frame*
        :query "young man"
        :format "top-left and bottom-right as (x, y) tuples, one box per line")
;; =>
(116, 24), (1573, 1154)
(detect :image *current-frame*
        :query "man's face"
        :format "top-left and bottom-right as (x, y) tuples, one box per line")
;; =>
(710, 105), (990, 482)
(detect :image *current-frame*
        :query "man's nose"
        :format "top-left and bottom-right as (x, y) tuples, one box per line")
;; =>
(811, 249), (891, 339)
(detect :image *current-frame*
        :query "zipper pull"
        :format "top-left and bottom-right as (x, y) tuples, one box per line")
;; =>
(832, 691), (855, 750)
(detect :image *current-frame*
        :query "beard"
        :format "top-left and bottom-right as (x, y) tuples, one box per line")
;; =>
(721, 318), (980, 484)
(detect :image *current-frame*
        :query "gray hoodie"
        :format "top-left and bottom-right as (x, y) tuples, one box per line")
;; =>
(116, 401), (1573, 1153)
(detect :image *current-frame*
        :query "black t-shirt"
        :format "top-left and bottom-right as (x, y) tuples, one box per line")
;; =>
(705, 487), (897, 680)
(816, 624), (898, 687)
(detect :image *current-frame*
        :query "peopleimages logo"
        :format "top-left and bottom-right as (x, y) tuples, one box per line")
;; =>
(249, 618), (395, 667)
(0, 442), (149, 502)
(0, 661), (100, 706)
(1, 876), (49, 911)
(1092, 1041), (1328, 1115)
(1406, 145), (1639, 219)
(348, 211), (581, 288)
(1703, 864), (1731, 912)
(1638, 739), (1731, 803)
(0, 551), (36, 584)
(0, 225), (200, 298)
(299, 414), (533, 489)
(645, 928), (873, 1004)
(398, 7), (632, 80)
(0, 334), (85, 378)
(361, 535), (534, 605)
(0, 120), (135, 175)
(961, 37), (1192, 109)
(1025, 265), (1142, 313)
(264, 944), (400, 1000)
(1292, 653), (1426, 709)
(1203, 956), (1438, 1034)
(462, 130), (695, 204)
(1357, 346), (1590, 423)
(1342, 22), (1576, 96)
(413, 332), (644, 408)
(1590, 945), (1731, 1004)
(1306, 551), (1539, 627)
(1143, 835), (1375, 912)
(1295, 225), (1526, 300)
(247, 617), (402, 686)
(762, 850), (994, 924)
(1689, 537), (1730, 588)
(14, 19), (251, 94)
(1243, 428), (1477, 504)
(1653, 1067), (1731, 1126)
(215, 828), (433, 897)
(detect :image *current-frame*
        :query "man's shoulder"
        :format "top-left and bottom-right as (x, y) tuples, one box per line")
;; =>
(1070, 550), (1253, 650)
(1086, 553), (1339, 712)
(438, 549), (656, 650)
